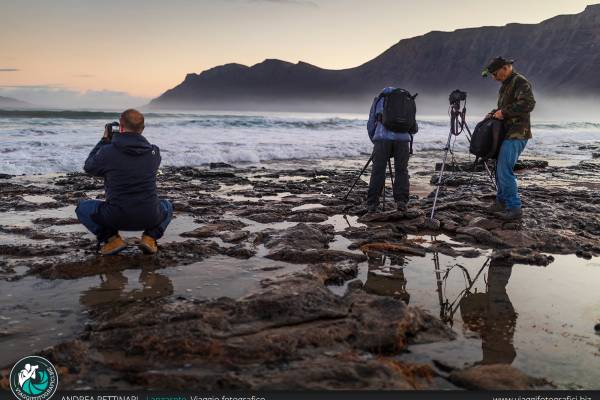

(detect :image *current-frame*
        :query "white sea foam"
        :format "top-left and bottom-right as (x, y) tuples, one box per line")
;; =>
(1, 111), (599, 175)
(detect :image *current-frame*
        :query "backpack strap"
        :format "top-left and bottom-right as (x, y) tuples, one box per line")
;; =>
(375, 93), (385, 122)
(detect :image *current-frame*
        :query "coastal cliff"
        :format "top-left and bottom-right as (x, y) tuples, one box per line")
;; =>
(149, 4), (600, 111)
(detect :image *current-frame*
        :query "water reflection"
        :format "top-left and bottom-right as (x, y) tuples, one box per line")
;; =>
(363, 243), (518, 366)
(459, 262), (517, 365)
(80, 270), (174, 310)
(364, 254), (410, 304)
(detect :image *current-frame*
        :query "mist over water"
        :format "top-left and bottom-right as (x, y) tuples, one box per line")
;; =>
(1, 108), (599, 175)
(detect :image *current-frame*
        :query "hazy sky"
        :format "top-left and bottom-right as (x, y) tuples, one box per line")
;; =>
(0, 0), (594, 106)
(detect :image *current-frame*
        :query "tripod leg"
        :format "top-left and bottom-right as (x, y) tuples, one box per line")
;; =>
(385, 158), (396, 210)
(380, 155), (396, 211)
(343, 154), (373, 201)
(483, 160), (497, 190)
(430, 132), (454, 220)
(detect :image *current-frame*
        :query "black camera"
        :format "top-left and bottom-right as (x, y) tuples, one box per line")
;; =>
(449, 89), (467, 105)
(104, 121), (119, 141)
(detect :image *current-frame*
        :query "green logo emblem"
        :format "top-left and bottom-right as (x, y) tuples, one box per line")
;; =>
(10, 356), (58, 400)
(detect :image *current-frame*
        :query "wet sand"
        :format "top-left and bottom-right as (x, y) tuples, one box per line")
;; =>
(0, 152), (599, 390)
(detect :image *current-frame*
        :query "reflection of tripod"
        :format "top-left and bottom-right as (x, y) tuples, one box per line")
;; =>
(343, 152), (395, 210)
(432, 248), (490, 327)
(429, 92), (496, 221)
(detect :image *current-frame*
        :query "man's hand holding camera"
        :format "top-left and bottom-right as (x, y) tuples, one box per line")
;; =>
(103, 122), (119, 143)
(103, 125), (111, 141)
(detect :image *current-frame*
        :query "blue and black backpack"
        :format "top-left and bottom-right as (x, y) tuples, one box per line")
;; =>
(377, 88), (418, 134)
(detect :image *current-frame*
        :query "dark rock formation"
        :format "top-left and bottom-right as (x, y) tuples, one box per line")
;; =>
(261, 223), (368, 264)
(149, 5), (600, 111)
(0, 272), (455, 390)
(1, 159), (599, 390)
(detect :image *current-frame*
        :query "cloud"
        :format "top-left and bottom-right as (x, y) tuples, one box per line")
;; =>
(0, 68), (20, 72)
(0, 85), (149, 109)
(0, 84), (65, 89)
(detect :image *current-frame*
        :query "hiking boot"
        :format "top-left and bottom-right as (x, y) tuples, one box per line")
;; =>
(139, 234), (158, 254)
(396, 201), (407, 212)
(100, 234), (127, 256)
(486, 201), (506, 213)
(494, 208), (523, 221)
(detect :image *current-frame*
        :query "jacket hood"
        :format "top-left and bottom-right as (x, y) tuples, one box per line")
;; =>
(111, 132), (155, 156)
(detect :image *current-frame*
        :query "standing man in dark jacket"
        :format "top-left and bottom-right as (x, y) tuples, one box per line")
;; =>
(76, 109), (173, 255)
(366, 87), (418, 213)
(482, 57), (535, 220)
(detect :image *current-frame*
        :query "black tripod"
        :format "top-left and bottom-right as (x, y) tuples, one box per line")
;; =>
(429, 90), (496, 222)
(343, 153), (395, 210)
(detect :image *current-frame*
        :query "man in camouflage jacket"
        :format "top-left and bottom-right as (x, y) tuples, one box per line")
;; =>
(482, 57), (535, 220)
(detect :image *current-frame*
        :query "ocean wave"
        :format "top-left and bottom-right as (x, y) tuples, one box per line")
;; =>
(153, 116), (364, 130)
(1, 110), (600, 175)
(533, 121), (600, 130)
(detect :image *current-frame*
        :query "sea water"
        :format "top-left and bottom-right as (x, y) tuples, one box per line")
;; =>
(1, 109), (600, 175)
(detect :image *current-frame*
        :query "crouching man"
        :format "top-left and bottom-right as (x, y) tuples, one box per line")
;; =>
(366, 87), (418, 213)
(76, 109), (173, 255)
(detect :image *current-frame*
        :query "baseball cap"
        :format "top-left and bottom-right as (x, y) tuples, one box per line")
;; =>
(481, 56), (515, 77)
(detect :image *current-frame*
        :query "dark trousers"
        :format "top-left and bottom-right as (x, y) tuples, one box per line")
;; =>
(76, 199), (173, 242)
(367, 140), (410, 207)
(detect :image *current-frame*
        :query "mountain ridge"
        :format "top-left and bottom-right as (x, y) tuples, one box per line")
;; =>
(0, 96), (32, 109)
(149, 4), (600, 111)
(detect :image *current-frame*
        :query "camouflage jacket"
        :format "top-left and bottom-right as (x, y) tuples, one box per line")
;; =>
(495, 71), (536, 140)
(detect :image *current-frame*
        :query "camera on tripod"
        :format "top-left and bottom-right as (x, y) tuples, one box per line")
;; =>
(449, 89), (467, 106)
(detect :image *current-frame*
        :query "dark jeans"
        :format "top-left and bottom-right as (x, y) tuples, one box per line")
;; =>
(367, 140), (410, 207)
(75, 199), (173, 242)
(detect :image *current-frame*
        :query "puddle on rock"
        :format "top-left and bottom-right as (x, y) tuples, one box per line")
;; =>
(22, 195), (57, 204)
(321, 214), (366, 231)
(0, 254), (303, 368)
(330, 248), (600, 389)
(0, 276), (99, 366)
(291, 203), (326, 211)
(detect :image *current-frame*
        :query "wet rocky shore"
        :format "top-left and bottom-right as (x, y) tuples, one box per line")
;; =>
(1, 154), (599, 390)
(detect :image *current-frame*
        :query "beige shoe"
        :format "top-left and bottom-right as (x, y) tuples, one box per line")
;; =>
(100, 234), (127, 256)
(139, 234), (158, 254)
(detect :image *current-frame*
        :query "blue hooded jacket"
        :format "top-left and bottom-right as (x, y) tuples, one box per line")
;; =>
(83, 132), (164, 230)
(367, 87), (416, 142)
